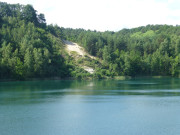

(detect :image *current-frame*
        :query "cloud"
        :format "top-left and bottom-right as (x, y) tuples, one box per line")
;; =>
(2, 0), (180, 31)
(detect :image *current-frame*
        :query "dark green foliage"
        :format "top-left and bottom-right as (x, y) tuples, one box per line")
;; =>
(0, 2), (46, 26)
(0, 2), (74, 80)
(23, 4), (38, 24)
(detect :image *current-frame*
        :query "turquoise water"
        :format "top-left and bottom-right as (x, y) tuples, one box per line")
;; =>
(0, 78), (180, 135)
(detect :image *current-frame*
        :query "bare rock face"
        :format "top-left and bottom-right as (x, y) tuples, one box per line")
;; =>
(64, 40), (96, 74)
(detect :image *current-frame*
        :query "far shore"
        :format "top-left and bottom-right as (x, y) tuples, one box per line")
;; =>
(0, 75), (179, 82)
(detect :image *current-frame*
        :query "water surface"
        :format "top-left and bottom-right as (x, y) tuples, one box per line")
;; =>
(0, 78), (180, 135)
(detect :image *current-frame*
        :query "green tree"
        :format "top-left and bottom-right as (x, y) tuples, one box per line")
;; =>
(24, 48), (34, 77)
(23, 4), (38, 25)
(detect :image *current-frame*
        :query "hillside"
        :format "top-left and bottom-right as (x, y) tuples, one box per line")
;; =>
(62, 26), (180, 77)
(0, 2), (92, 80)
(0, 2), (180, 80)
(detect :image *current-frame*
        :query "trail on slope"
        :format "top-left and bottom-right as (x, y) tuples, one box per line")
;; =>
(64, 40), (97, 74)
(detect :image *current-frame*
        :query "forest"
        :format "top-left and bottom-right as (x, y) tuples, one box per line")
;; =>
(62, 25), (180, 78)
(0, 2), (180, 80)
(0, 2), (83, 80)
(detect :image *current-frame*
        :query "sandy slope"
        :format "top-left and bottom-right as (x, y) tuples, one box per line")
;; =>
(64, 40), (95, 74)
(64, 40), (85, 56)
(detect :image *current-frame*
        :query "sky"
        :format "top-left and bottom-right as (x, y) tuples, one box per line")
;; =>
(2, 0), (180, 31)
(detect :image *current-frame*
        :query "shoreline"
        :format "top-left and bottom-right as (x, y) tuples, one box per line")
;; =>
(0, 75), (179, 82)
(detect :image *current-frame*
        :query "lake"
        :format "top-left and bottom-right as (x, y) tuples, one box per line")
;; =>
(0, 78), (180, 135)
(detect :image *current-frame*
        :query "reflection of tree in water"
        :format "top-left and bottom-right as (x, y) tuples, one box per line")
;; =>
(0, 78), (180, 105)
(0, 80), (75, 105)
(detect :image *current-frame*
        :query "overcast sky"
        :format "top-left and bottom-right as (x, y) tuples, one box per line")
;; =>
(2, 0), (180, 31)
